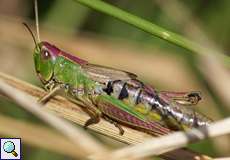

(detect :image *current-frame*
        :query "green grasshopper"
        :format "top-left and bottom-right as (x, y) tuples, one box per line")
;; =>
(24, 0), (212, 136)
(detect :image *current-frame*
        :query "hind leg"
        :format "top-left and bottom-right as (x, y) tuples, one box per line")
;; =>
(82, 104), (102, 129)
(103, 115), (124, 135)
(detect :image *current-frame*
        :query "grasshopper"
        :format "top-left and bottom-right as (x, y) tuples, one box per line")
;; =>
(24, 0), (212, 136)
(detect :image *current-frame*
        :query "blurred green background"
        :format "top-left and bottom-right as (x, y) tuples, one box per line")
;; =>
(0, 0), (229, 159)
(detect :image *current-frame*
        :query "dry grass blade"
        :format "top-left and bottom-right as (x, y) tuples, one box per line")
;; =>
(0, 114), (83, 159)
(199, 55), (230, 109)
(94, 118), (230, 160)
(0, 75), (107, 158)
(0, 72), (214, 160)
(214, 158), (230, 160)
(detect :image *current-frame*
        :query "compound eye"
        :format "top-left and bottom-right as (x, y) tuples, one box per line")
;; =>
(41, 49), (51, 59)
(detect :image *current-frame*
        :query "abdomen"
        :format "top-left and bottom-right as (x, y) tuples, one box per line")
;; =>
(102, 79), (211, 130)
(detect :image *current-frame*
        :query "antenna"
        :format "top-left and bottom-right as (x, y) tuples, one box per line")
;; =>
(34, 0), (40, 42)
(22, 22), (37, 46)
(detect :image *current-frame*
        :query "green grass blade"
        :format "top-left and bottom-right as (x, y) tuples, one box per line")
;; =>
(72, 0), (230, 66)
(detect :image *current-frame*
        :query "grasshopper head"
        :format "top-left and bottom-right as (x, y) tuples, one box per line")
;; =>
(34, 41), (59, 84)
